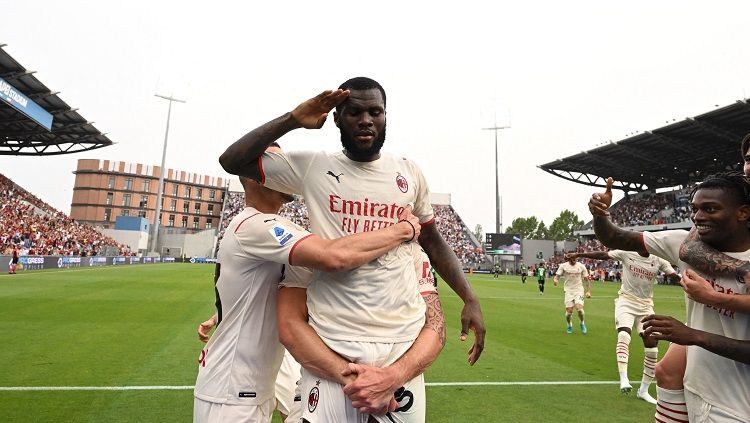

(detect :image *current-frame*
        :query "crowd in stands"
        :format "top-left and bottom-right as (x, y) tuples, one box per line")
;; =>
(608, 186), (694, 228)
(1, 173), (131, 257)
(214, 191), (487, 268)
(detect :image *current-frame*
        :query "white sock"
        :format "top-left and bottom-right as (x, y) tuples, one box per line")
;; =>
(640, 347), (658, 393)
(655, 387), (687, 423)
(616, 331), (631, 374)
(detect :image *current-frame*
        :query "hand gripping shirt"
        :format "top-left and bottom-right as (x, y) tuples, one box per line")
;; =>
(555, 262), (589, 293)
(194, 207), (313, 406)
(608, 249), (675, 306)
(643, 230), (750, 420)
(260, 150), (430, 342)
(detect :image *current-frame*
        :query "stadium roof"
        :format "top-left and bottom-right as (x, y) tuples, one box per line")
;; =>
(0, 44), (113, 155)
(539, 100), (750, 192)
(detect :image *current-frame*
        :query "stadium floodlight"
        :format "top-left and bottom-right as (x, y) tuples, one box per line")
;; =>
(150, 93), (186, 256)
(482, 117), (510, 234)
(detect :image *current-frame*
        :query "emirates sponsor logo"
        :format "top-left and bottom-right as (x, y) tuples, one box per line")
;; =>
(329, 194), (407, 233)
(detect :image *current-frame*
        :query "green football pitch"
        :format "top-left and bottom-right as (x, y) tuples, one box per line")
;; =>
(0, 264), (686, 422)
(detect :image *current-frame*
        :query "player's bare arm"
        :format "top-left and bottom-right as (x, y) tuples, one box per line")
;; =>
(590, 177), (647, 254)
(219, 89), (350, 179)
(571, 251), (612, 261)
(643, 314), (750, 365)
(292, 206), (420, 272)
(419, 223), (485, 365)
(277, 287), (354, 385)
(679, 226), (750, 284)
(343, 292), (446, 414)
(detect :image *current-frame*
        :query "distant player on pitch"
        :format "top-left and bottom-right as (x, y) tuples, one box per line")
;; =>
(567, 250), (679, 402)
(553, 255), (591, 334)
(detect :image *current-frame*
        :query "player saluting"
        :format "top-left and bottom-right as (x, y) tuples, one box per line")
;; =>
(567, 250), (679, 403)
(553, 255), (590, 334)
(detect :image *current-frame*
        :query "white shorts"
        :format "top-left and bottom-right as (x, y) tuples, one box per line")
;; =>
(685, 389), (747, 423)
(275, 349), (302, 420)
(300, 338), (426, 423)
(193, 397), (274, 423)
(564, 290), (585, 308)
(614, 297), (654, 333)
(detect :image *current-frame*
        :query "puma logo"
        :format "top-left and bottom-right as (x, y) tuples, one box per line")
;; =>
(263, 218), (276, 223)
(326, 171), (343, 183)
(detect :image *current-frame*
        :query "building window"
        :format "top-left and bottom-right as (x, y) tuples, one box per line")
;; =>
(124, 178), (133, 190)
(181, 216), (188, 228)
(138, 211), (147, 218)
(172, 183), (179, 196)
(185, 186), (192, 198)
(121, 209), (130, 216)
(183, 201), (190, 213)
(196, 188), (203, 199)
(108, 176), (115, 189)
(168, 215), (175, 227)
(209, 189), (216, 200)
(106, 192), (113, 205)
(140, 195), (148, 208)
(192, 217), (200, 229)
(142, 179), (151, 192)
(104, 208), (112, 222)
(207, 204), (214, 214)
(194, 203), (201, 213)
(122, 194), (131, 207)
(170, 199), (177, 212)
(206, 218), (213, 229)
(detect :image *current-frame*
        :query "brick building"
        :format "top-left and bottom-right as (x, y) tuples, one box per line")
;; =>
(71, 159), (227, 232)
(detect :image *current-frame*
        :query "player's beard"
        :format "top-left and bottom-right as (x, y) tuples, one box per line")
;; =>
(340, 125), (386, 161)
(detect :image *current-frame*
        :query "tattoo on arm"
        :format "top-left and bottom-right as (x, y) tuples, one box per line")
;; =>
(423, 293), (446, 347)
(679, 227), (750, 279)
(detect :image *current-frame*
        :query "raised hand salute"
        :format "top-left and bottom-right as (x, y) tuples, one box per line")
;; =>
(290, 89), (349, 129)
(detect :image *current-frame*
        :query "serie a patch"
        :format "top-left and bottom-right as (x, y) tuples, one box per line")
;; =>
(269, 223), (294, 246)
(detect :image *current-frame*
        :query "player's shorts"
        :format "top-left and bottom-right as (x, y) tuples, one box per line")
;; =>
(564, 290), (585, 308)
(614, 297), (654, 333)
(193, 397), (275, 423)
(275, 349), (302, 420)
(537, 278), (545, 283)
(300, 337), (425, 423)
(685, 388), (747, 422)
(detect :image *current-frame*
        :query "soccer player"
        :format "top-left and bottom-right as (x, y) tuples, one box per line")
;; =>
(193, 151), (424, 423)
(520, 261), (527, 284)
(589, 173), (750, 422)
(493, 263), (500, 278)
(536, 262), (546, 295)
(553, 255), (590, 334)
(219, 78), (485, 422)
(567, 250), (680, 402)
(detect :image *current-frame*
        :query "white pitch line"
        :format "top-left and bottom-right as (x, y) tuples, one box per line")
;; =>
(0, 381), (631, 391)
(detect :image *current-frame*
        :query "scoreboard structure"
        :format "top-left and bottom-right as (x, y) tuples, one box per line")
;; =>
(484, 233), (522, 255)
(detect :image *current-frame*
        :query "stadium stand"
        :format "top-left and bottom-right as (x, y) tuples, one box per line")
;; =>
(0, 173), (130, 256)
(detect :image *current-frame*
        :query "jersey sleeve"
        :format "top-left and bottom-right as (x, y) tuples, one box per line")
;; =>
(234, 214), (314, 265)
(555, 266), (564, 276)
(280, 265), (314, 289)
(658, 257), (677, 275)
(410, 161), (435, 224)
(607, 249), (624, 261)
(641, 230), (687, 265)
(413, 245), (437, 295)
(259, 150), (315, 195)
(581, 263), (590, 277)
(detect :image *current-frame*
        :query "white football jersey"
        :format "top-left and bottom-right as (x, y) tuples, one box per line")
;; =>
(556, 262), (589, 293)
(413, 245), (437, 295)
(260, 150), (430, 342)
(643, 230), (750, 419)
(194, 207), (312, 406)
(609, 249), (675, 305)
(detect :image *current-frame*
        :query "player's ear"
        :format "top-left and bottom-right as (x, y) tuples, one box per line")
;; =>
(737, 204), (750, 222)
(333, 111), (340, 128)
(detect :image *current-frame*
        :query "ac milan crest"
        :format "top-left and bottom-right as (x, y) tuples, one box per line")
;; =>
(396, 173), (409, 193)
(308, 386), (319, 412)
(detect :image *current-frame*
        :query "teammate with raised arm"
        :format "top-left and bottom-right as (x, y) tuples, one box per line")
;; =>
(553, 255), (590, 334)
(567, 250), (679, 402)
(589, 173), (750, 422)
(219, 77), (484, 422)
(193, 149), (425, 423)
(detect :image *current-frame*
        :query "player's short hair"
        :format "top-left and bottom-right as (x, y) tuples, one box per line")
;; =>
(337, 77), (386, 111)
(690, 171), (750, 206)
(741, 132), (750, 157)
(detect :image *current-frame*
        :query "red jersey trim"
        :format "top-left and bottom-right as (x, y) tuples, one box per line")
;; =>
(420, 218), (435, 227)
(234, 212), (261, 233)
(639, 232), (647, 252)
(258, 155), (266, 184)
(420, 289), (438, 296)
(288, 234), (315, 266)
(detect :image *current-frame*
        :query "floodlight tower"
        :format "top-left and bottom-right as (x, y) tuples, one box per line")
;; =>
(150, 93), (186, 255)
(482, 115), (510, 234)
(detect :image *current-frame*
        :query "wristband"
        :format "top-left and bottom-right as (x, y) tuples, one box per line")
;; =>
(398, 219), (416, 242)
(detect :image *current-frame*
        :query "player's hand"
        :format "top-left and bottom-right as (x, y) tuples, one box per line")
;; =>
(198, 315), (217, 343)
(642, 314), (697, 346)
(585, 291), (592, 298)
(460, 299), (485, 365)
(680, 269), (720, 306)
(342, 363), (399, 414)
(397, 205), (421, 242)
(290, 89), (349, 129)
(588, 177), (614, 216)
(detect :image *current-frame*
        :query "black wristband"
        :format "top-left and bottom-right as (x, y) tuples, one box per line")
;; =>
(398, 219), (416, 242)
